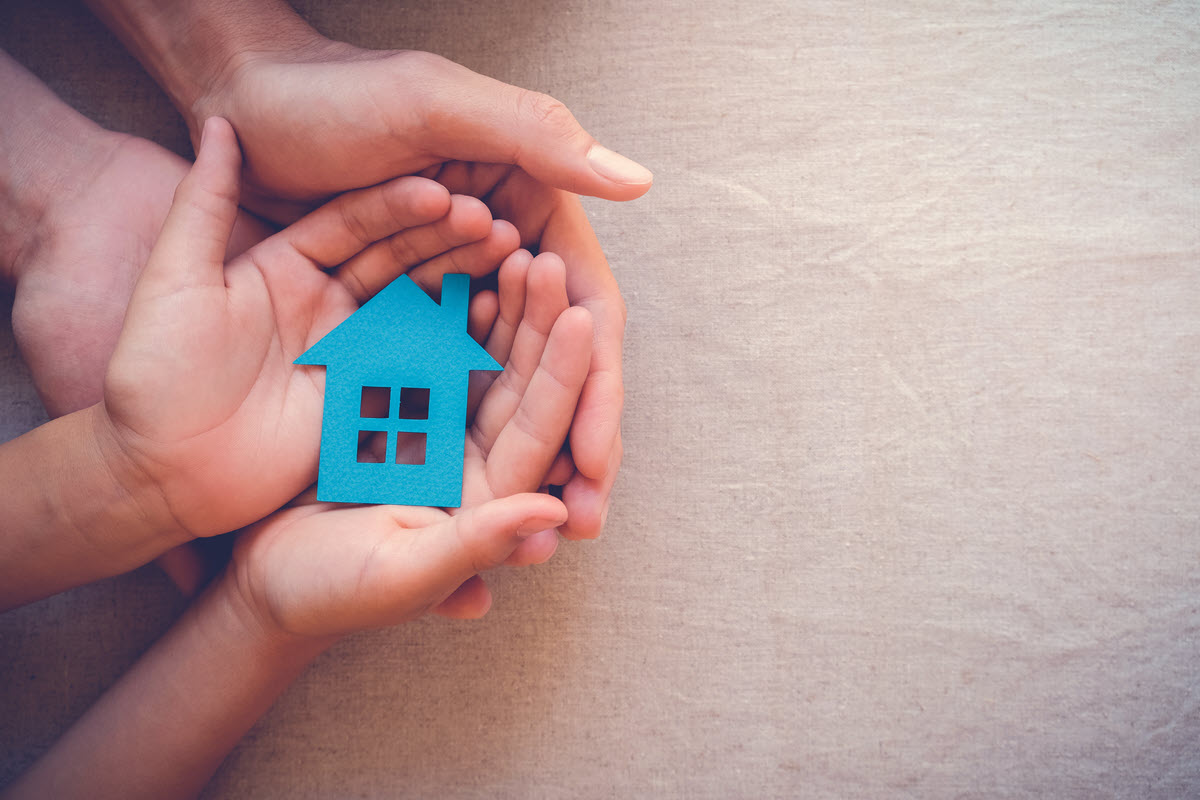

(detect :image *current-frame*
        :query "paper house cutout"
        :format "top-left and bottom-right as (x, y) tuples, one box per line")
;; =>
(294, 273), (501, 507)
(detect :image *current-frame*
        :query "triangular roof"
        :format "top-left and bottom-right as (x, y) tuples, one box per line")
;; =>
(295, 274), (500, 377)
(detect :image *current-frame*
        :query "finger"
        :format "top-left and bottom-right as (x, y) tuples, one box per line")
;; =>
(504, 529), (559, 566)
(545, 450), (576, 487)
(283, 176), (451, 270)
(468, 249), (531, 415)
(472, 252), (572, 452)
(539, 194), (626, 481)
(431, 575), (493, 618)
(486, 306), (593, 497)
(332, 194), (492, 302)
(155, 545), (207, 598)
(413, 54), (653, 201)
(143, 116), (241, 291)
(468, 289), (499, 346)
(406, 219), (520, 294)
(486, 249), (533, 367)
(363, 494), (567, 612)
(559, 431), (622, 540)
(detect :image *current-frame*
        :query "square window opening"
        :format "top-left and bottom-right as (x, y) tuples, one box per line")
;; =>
(356, 431), (386, 463)
(396, 432), (427, 465)
(360, 386), (391, 418)
(397, 387), (430, 420)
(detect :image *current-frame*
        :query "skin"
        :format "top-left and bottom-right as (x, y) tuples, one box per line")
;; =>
(0, 118), (524, 610)
(84, 0), (647, 539)
(3, 173), (592, 800)
(0, 49), (522, 591)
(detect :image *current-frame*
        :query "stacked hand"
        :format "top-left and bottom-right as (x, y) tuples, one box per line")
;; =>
(183, 36), (642, 540)
(96, 117), (523, 551)
(231, 250), (591, 635)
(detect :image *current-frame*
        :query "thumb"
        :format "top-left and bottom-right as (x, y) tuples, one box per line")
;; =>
(143, 116), (242, 289)
(417, 56), (653, 201)
(367, 494), (568, 618)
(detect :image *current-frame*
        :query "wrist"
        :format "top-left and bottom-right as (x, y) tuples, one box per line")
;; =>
(0, 404), (189, 609)
(0, 53), (110, 283)
(208, 563), (340, 664)
(84, 0), (327, 137)
(77, 403), (193, 552)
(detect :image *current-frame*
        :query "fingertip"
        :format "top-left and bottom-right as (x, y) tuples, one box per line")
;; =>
(490, 218), (521, 253)
(394, 176), (452, 223)
(433, 575), (493, 618)
(555, 305), (595, 344)
(446, 194), (494, 241)
(585, 143), (654, 199)
(559, 475), (607, 540)
(529, 250), (566, 278)
(468, 289), (499, 344)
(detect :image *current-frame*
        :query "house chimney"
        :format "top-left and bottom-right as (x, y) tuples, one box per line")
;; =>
(439, 273), (469, 326)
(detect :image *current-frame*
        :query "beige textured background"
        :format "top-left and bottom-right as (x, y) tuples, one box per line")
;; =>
(2, 1), (1199, 797)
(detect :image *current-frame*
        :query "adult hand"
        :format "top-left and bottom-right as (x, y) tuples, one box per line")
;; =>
(189, 43), (652, 218)
(84, 1), (643, 539)
(197, 45), (633, 539)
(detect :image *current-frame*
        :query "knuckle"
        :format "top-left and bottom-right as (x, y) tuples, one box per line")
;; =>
(517, 90), (581, 141)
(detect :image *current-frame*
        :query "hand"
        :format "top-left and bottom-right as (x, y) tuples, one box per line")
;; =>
(85, 2), (639, 540)
(188, 39), (636, 539)
(190, 42), (651, 219)
(230, 252), (593, 638)
(99, 117), (520, 544)
(431, 164), (626, 541)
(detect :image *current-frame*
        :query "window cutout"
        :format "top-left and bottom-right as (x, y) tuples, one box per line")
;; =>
(360, 386), (391, 419)
(356, 432), (386, 463)
(397, 387), (430, 420)
(396, 432), (427, 465)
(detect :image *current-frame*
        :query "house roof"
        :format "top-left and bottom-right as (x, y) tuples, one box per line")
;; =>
(294, 273), (501, 378)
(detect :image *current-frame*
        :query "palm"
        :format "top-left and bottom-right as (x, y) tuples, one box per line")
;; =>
(424, 163), (626, 539)
(101, 119), (520, 541)
(104, 240), (345, 537)
(230, 252), (592, 638)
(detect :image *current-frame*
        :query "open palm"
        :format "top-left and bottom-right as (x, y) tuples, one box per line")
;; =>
(228, 251), (593, 637)
(101, 118), (519, 541)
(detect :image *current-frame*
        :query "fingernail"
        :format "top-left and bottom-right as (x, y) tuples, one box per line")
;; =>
(600, 499), (610, 530)
(587, 144), (653, 185)
(517, 517), (566, 538)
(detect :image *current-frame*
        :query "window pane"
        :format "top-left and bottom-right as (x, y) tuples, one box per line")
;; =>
(360, 386), (391, 419)
(396, 432), (427, 465)
(356, 431), (386, 463)
(397, 387), (430, 420)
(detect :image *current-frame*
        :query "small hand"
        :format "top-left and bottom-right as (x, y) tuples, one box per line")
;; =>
(99, 117), (519, 542)
(429, 164), (625, 541)
(230, 254), (593, 638)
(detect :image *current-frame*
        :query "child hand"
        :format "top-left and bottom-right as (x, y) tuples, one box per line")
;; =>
(98, 117), (520, 544)
(222, 251), (592, 638)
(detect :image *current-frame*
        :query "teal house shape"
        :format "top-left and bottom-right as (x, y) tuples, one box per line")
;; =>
(294, 273), (501, 507)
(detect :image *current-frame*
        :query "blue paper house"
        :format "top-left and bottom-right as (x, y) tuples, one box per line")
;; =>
(294, 274), (501, 507)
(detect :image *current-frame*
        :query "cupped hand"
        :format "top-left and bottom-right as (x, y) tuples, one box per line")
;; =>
(191, 42), (652, 219)
(229, 252), (593, 639)
(191, 43), (638, 540)
(430, 163), (625, 541)
(99, 117), (519, 542)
